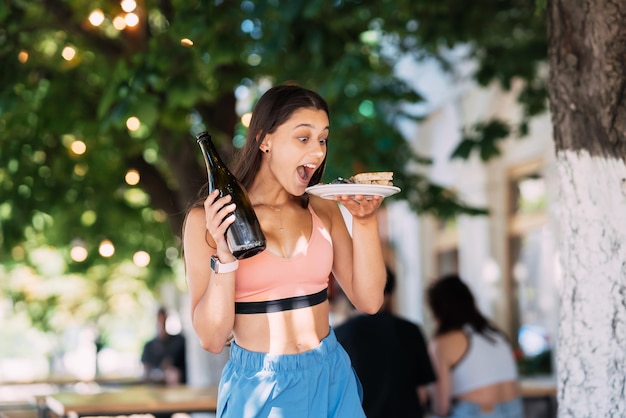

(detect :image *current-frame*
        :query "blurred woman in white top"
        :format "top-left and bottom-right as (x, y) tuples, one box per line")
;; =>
(427, 274), (523, 418)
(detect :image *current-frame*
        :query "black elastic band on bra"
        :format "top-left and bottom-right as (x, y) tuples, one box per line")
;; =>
(235, 288), (328, 314)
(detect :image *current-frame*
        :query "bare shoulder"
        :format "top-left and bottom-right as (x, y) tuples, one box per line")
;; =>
(308, 194), (340, 225)
(432, 330), (468, 364)
(185, 206), (205, 225)
(183, 207), (206, 238)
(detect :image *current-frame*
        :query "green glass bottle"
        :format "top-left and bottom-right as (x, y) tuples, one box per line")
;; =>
(196, 132), (266, 259)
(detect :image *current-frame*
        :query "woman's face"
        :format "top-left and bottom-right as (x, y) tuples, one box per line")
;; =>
(262, 107), (329, 195)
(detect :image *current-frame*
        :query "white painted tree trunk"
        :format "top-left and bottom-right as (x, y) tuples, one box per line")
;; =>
(556, 150), (626, 417)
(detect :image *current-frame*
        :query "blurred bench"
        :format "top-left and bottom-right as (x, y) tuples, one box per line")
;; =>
(0, 406), (39, 418)
(520, 377), (557, 418)
(44, 384), (218, 418)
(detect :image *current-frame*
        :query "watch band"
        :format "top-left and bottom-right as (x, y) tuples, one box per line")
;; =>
(210, 255), (239, 274)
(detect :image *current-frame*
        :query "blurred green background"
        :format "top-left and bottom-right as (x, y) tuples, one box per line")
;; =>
(0, 0), (547, 380)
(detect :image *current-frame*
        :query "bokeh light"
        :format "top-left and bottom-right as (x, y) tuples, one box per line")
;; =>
(113, 15), (127, 30)
(126, 116), (141, 131)
(62, 46), (77, 61)
(121, 0), (137, 12)
(88, 9), (105, 26)
(125, 13), (139, 27)
(18, 51), (29, 63)
(247, 53), (261, 66)
(125, 169), (140, 185)
(358, 100), (375, 118)
(133, 251), (150, 267)
(70, 140), (87, 155)
(241, 112), (252, 127)
(70, 244), (88, 262)
(81, 210), (97, 226)
(73, 164), (88, 177)
(99, 240), (115, 257)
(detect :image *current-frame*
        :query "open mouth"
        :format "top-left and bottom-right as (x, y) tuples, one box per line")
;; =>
(297, 163), (317, 182)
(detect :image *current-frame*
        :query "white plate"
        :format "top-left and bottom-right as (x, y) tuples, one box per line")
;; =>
(305, 183), (401, 200)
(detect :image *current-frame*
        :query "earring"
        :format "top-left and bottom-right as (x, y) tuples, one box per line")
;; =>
(265, 149), (269, 153)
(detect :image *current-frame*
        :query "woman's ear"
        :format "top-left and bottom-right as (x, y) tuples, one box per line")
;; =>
(258, 132), (270, 153)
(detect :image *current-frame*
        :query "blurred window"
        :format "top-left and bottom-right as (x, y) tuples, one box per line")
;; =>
(435, 218), (459, 276)
(506, 160), (554, 376)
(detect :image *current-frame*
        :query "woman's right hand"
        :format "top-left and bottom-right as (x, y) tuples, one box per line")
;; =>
(203, 190), (236, 255)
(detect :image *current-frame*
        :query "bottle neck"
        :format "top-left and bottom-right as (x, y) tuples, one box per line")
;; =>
(198, 136), (228, 171)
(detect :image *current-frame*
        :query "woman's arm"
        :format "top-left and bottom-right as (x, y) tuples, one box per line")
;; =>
(183, 191), (238, 353)
(320, 194), (386, 314)
(429, 338), (453, 416)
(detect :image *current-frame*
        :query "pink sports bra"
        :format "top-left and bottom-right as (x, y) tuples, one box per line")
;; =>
(234, 205), (333, 314)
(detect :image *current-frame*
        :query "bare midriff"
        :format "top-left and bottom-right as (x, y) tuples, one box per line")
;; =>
(232, 301), (330, 354)
(456, 380), (520, 410)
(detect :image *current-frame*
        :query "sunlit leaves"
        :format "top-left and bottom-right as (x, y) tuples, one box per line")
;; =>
(0, 0), (548, 332)
(451, 120), (512, 161)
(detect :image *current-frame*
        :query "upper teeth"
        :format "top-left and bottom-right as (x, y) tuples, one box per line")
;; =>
(304, 164), (316, 168)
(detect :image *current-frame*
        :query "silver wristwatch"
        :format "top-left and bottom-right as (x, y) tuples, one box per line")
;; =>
(210, 255), (239, 274)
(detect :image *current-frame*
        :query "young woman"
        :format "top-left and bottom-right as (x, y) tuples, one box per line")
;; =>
(427, 274), (523, 418)
(183, 84), (387, 417)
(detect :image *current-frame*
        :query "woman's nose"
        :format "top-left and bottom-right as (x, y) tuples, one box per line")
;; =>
(309, 141), (325, 158)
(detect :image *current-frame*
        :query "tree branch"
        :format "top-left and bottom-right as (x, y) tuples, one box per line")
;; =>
(128, 154), (186, 238)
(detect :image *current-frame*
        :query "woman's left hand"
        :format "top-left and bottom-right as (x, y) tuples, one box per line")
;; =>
(335, 194), (383, 219)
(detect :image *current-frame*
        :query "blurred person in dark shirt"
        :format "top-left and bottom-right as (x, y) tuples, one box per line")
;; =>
(336, 267), (436, 418)
(141, 307), (187, 385)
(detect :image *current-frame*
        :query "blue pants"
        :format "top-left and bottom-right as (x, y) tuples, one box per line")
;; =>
(217, 328), (365, 418)
(449, 398), (524, 418)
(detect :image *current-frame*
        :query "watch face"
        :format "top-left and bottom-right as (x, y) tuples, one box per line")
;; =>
(210, 255), (218, 273)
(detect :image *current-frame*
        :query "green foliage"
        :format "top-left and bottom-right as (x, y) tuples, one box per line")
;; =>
(517, 349), (553, 376)
(405, 176), (489, 219)
(0, 0), (547, 331)
(452, 120), (512, 161)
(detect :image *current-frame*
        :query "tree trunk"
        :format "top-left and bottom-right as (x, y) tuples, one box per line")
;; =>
(555, 153), (626, 416)
(547, 0), (626, 416)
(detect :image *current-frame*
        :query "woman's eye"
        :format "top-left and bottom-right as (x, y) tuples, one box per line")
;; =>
(319, 138), (328, 145)
(298, 136), (309, 142)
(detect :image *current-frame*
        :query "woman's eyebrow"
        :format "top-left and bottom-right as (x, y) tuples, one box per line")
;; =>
(292, 123), (330, 131)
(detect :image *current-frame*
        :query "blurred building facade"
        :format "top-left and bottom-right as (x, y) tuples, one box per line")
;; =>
(384, 54), (560, 374)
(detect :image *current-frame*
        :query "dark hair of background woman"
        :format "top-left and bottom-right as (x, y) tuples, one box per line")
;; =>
(427, 274), (501, 340)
